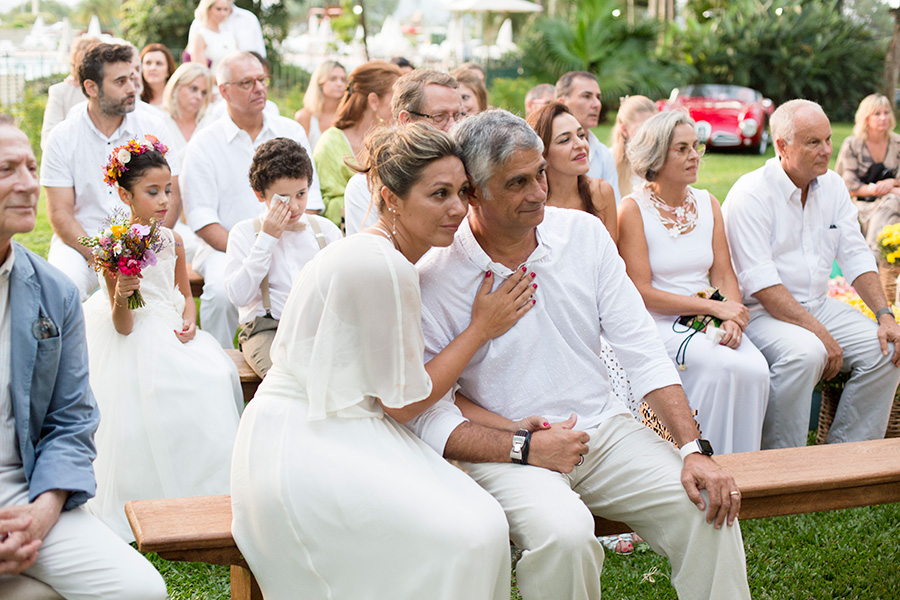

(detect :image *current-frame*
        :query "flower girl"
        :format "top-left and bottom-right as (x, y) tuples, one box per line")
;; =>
(83, 136), (241, 541)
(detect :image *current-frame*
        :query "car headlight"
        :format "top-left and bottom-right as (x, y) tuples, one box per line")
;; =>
(695, 121), (712, 142)
(739, 118), (758, 137)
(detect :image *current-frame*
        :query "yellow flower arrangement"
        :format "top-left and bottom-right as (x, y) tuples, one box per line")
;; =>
(876, 223), (900, 264)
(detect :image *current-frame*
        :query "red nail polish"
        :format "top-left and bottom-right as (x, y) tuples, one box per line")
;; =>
(532, 299), (536, 305)
(533, 283), (537, 289)
(521, 266), (527, 273)
(543, 422), (549, 427)
(530, 272), (536, 278)
(485, 271), (492, 278)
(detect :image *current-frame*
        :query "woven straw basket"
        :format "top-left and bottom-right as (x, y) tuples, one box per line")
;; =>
(818, 382), (900, 443)
(878, 260), (900, 306)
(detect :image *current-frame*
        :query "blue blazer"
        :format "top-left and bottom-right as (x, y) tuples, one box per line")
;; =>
(8, 242), (99, 511)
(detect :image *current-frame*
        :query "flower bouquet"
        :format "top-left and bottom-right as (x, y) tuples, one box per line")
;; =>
(78, 212), (165, 309)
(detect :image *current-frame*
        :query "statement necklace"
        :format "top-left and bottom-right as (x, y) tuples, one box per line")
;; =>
(641, 183), (699, 238)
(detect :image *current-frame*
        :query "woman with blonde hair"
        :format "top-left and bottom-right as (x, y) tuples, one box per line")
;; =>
(836, 93), (900, 251)
(294, 60), (347, 150)
(527, 101), (617, 241)
(313, 60), (402, 226)
(450, 66), (488, 115)
(161, 63), (215, 165)
(232, 122), (535, 600)
(187, 0), (238, 73)
(611, 95), (658, 199)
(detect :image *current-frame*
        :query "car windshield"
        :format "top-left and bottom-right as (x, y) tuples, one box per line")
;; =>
(682, 84), (759, 104)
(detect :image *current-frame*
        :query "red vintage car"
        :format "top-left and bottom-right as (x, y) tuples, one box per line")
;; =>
(657, 84), (775, 154)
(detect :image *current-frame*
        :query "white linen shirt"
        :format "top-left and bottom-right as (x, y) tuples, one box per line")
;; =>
(722, 157), (876, 307)
(181, 112), (324, 233)
(40, 103), (178, 235)
(587, 131), (621, 205)
(224, 212), (342, 323)
(407, 207), (681, 454)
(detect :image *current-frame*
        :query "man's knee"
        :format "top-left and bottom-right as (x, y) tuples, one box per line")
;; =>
(524, 503), (598, 554)
(113, 566), (167, 600)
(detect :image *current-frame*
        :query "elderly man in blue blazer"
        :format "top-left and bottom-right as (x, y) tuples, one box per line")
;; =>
(0, 116), (166, 599)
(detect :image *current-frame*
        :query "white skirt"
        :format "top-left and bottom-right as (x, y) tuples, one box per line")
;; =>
(231, 392), (512, 600)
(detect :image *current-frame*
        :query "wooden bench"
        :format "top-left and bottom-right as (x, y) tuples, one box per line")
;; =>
(126, 438), (900, 600)
(226, 349), (262, 403)
(186, 264), (203, 298)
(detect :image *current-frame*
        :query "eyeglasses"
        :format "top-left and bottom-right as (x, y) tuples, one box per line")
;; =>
(408, 110), (466, 127)
(670, 141), (706, 157)
(224, 76), (270, 91)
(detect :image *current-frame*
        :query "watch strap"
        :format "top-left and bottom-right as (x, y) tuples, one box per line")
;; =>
(510, 429), (531, 465)
(875, 306), (894, 321)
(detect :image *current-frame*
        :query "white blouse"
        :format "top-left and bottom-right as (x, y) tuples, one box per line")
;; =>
(262, 234), (433, 420)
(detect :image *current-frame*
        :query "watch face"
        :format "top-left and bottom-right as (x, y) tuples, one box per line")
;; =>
(698, 439), (714, 455)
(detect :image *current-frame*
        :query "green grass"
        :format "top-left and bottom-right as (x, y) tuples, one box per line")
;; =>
(18, 116), (899, 599)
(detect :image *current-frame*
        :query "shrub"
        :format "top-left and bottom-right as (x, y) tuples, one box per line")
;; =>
(665, 0), (886, 121)
(488, 76), (539, 116)
(519, 0), (690, 106)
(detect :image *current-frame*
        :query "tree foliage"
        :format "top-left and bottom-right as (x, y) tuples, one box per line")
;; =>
(666, 0), (886, 121)
(120, 0), (194, 52)
(519, 0), (690, 105)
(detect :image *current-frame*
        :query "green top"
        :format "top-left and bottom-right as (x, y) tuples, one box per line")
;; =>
(313, 127), (355, 227)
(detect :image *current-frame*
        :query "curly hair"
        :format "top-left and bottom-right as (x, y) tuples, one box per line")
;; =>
(248, 138), (313, 194)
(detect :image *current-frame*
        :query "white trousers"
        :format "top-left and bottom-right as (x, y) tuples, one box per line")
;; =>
(461, 413), (750, 600)
(1, 470), (166, 600)
(746, 296), (899, 449)
(192, 242), (238, 348)
(47, 236), (98, 302)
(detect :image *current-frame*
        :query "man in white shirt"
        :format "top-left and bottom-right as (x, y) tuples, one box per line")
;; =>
(0, 116), (166, 600)
(556, 71), (620, 204)
(409, 110), (749, 600)
(41, 43), (180, 301)
(345, 69), (465, 234)
(723, 99), (900, 449)
(181, 51), (323, 348)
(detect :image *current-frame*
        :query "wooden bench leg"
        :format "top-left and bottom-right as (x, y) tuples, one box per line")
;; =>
(230, 565), (262, 600)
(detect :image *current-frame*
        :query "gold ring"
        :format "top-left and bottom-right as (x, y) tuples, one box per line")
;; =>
(729, 491), (740, 496)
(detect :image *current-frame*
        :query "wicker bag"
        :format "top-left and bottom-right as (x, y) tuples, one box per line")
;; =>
(878, 259), (900, 306)
(817, 379), (900, 443)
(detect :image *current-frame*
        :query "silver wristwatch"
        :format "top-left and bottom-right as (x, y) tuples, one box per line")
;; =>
(510, 429), (529, 464)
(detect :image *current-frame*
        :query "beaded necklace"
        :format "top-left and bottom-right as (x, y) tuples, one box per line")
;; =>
(639, 183), (699, 238)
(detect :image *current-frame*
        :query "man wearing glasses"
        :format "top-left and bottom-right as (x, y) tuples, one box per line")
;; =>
(181, 51), (324, 348)
(344, 69), (466, 234)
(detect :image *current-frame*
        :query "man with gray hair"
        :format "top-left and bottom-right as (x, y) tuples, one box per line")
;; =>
(723, 99), (900, 449)
(408, 109), (750, 600)
(181, 51), (323, 347)
(556, 71), (620, 203)
(344, 69), (465, 234)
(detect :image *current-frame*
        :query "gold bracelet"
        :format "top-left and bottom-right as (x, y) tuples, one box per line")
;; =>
(114, 297), (127, 308)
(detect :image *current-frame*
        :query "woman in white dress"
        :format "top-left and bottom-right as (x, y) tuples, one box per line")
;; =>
(231, 123), (538, 600)
(187, 0), (238, 74)
(617, 110), (768, 454)
(294, 60), (346, 151)
(611, 95), (658, 200)
(84, 139), (241, 541)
